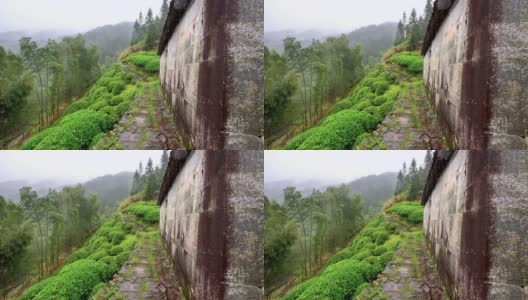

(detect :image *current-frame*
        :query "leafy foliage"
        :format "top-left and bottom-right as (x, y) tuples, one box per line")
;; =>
(124, 201), (160, 223)
(284, 215), (400, 299)
(123, 51), (160, 73)
(387, 51), (423, 74)
(284, 64), (401, 150)
(387, 201), (424, 224)
(21, 65), (136, 149)
(20, 215), (135, 300)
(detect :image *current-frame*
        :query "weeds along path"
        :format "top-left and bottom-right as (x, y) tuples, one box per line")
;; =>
(356, 216), (446, 300)
(358, 65), (447, 150)
(95, 64), (182, 150)
(93, 214), (180, 300)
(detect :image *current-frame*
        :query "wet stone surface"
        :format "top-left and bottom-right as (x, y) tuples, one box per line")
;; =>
(95, 65), (182, 150)
(357, 216), (447, 300)
(358, 66), (448, 150)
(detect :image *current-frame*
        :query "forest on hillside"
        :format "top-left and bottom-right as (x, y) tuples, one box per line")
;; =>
(264, 151), (433, 298)
(0, 0), (169, 149)
(265, 0), (434, 149)
(0, 151), (169, 298)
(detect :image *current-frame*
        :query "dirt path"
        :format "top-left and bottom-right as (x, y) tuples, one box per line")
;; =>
(95, 65), (182, 150)
(357, 66), (448, 150)
(94, 217), (180, 300)
(356, 216), (446, 300)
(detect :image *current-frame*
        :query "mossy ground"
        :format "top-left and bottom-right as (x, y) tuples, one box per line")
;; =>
(94, 64), (185, 150)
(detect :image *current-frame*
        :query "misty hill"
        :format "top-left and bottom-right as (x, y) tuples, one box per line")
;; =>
(0, 172), (132, 209)
(264, 30), (336, 53)
(83, 22), (134, 64)
(265, 178), (341, 202)
(347, 22), (397, 61)
(0, 30), (72, 52)
(265, 172), (397, 209)
(265, 22), (397, 62)
(0, 179), (73, 201)
(343, 172), (397, 210)
(83, 171), (133, 209)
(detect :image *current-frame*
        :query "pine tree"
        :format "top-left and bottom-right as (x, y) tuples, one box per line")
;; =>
(144, 158), (157, 200)
(161, 0), (170, 23)
(144, 9), (157, 50)
(424, 0), (433, 23)
(395, 20), (405, 45)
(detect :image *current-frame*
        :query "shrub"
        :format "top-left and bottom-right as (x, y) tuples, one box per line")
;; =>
(109, 246), (123, 256)
(124, 51), (160, 73)
(285, 110), (378, 150)
(20, 259), (111, 300)
(372, 246), (387, 256)
(388, 51), (424, 73)
(125, 201), (160, 223)
(374, 231), (390, 245)
(89, 249), (109, 261)
(109, 231), (126, 245)
(387, 201), (424, 224)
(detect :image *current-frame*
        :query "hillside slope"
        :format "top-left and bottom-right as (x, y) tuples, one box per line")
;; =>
(285, 51), (447, 150)
(20, 51), (181, 150)
(280, 202), (446, 300)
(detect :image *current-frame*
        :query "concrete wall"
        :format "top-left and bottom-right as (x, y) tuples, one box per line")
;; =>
(159, 151), (264, 299)
(159, 0), (264, 150)
(423, 151), (528, 299)
(423, 0), (528, 149)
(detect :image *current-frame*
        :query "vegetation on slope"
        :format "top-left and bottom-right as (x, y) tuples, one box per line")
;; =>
(123, 51), (160, 73)
(285, 65), (400, 150)
(387, 51), (423, 74)
(387, 201), (423, 224)
(283, 200), (426, 300)
(283, 215), (400, 300)
(124, 201), (160, 224)
(21, 65), (137, 149)
(20, 214), (136, 300)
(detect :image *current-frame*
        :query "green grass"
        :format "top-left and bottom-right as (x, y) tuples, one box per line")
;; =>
(124, 201), (160, 224)
(283, 215), (400, 300)
(21, 65), (137, 150)
(387, 51), (424, 74)
(20, 215), (136, 300)
(386, 201), (424, 224)
(124, 51), (160, 73)
(285, 65), (400, 150)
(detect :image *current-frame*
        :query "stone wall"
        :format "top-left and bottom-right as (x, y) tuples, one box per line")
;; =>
(423, 0), (528, 149)
(159, 150), (264, 299)
(423, 151), (528, 299)
(159, 0), (264, 150)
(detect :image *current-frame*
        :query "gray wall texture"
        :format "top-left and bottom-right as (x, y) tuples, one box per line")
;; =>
(423, 0), (528, 149)
(423, 151), (528, 299)
(159, 151), (264, 299)
(159, 0), (264, 150)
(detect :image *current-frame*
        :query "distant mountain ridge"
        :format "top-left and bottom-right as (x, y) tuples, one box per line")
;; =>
(265, 172), (397, 210)
(0, 172), (133, 209)
(265, 22), (397, 62)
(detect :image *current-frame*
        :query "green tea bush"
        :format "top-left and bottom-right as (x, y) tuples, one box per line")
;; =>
(22, 64), (137, 150)
(285, 111), (378, 150)
(125, 201), (160, 223)
(387, 51), (424, 74)
(387, 201), (424, 224)
(20, 259), (112, 300)
(124, 51), (160, 73)
(284, 215), (402, 300)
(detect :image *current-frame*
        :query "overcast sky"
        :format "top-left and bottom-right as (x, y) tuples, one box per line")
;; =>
(265, 151), (427, 183)
(0, 151), (164, 183)
(0, 0), (164, 33)
(265, 0), (427, 33)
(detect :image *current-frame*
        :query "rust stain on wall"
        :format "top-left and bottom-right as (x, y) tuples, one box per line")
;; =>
(459, 151), (498, 299)
(460, 0), (501, 149)
(195, 0), (231, 149)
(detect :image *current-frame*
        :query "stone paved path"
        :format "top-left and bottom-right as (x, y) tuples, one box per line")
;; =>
(358, 66), (447, 150)
(94, 217), (180, 300)
(356, 217), (446, 300)
(96, 65), (182, 150)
